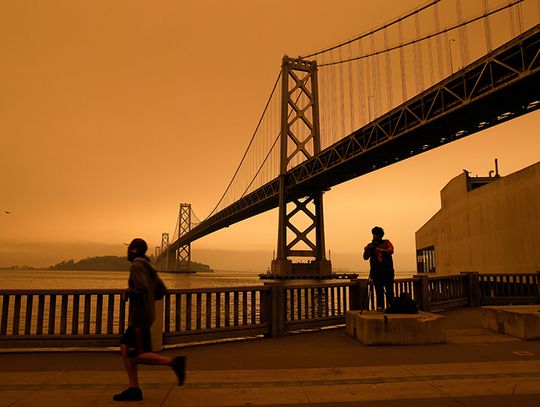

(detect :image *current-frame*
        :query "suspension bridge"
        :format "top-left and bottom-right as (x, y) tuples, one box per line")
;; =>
(155, 0), (540, 276)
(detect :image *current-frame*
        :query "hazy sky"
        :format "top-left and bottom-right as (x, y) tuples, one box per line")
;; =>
(1, 0), (539, 271)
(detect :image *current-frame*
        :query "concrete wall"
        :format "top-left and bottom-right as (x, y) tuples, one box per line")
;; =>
(416, 162), (540, 275)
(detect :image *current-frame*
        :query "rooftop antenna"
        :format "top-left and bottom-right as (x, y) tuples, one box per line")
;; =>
(489, 158), (500, 177)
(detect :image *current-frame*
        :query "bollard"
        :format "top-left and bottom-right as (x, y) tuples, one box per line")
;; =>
(536, 271), (540, 299)
(461, 272), (481, 307)
(413, 274), (430, 311)
(262, 281), (285, 338)
(348, 278), (369, 311)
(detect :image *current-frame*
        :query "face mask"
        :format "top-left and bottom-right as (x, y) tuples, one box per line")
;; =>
(127, 249), (138, 262)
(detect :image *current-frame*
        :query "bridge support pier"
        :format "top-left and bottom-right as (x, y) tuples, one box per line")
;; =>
(270, 258), (332, 277)
(268, 56), (332, 279)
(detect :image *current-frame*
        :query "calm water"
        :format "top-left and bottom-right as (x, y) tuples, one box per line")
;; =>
(0, 269), (413, 290)
(0, 269), (264, 290)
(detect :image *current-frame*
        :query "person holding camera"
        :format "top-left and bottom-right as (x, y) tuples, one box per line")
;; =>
(363, 226), (395, 311)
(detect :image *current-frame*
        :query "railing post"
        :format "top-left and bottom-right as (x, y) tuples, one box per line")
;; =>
(262, 281), (285, 338)
(151, 299), (164, 351)
(413, 275), (430, 312)
(349, 278), (369, 311)
(461, 272), (481, 307)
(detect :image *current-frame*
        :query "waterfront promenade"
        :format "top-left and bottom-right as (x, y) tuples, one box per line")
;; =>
(1, 307), (540, 406)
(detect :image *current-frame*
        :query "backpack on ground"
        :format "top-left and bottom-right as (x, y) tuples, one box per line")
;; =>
(385, 293), (419, 314)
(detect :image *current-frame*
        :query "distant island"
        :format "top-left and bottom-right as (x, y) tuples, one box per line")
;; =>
(48, 256), (213, 272)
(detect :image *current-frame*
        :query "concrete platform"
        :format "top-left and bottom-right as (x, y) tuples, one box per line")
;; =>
(346, 310), (445, 345)
(481, 305), (540, 340)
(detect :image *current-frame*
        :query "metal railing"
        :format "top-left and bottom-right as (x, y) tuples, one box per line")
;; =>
(479, 273), (540, 305)
(284, 282), (355, 331)
(1, 272), (539, 348)
(162, 286), (270, 344)
(0, 289), (126, 348)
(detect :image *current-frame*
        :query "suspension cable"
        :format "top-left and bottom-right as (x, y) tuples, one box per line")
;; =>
(301, 0), (443, 59)
(239, 132), (281, 200)
(238, 79), (309, 200)
(204, 72), (282, 220)
(191, 209), (202, 225)
(317, 0), (526, 67)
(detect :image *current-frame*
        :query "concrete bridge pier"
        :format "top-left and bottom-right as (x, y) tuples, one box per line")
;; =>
(270, 258), (332, 277)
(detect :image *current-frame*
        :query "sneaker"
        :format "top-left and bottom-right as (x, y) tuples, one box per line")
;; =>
(113, 387), (143, 401)
(171, 356), (186, 385)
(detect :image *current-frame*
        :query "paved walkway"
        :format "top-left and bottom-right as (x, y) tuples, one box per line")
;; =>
(1, 307), (540, 406)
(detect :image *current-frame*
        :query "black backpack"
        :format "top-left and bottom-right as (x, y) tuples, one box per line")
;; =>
(385, 293), (419, 314)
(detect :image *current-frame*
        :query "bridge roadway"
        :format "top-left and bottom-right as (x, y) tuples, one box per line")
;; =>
(2, 307), (540, 406)
(165, 25), (540, 256)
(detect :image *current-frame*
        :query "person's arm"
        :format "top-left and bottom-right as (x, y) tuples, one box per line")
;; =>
(125, 263), (149, 298)
(363, 243), (372, 260)
(382, 240), (394, 255)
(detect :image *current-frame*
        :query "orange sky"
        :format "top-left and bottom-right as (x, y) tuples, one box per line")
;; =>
(1, 0), (539, 271)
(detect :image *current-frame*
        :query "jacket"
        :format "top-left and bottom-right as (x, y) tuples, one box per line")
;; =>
(126, 257), (159, 328)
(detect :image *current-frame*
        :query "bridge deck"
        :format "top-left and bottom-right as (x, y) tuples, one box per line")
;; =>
(164, 24), (540, 255)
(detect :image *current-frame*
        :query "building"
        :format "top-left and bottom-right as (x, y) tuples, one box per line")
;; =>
(415, 161), (540, 275)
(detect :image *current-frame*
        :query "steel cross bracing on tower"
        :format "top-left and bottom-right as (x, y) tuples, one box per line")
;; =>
(176, 203), (192, 270)
(271, 57), (331, 276)
(160, 25), (539, 255)
(159, 232), (170, 271)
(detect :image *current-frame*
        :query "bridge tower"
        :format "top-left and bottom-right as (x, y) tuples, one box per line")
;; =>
(270, 56), (332, 277)
(159, 232), (170, 271)
(176, 203), (192, 271)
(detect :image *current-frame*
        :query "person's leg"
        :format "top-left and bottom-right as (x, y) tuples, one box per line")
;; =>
(136, 326), (186, 386)
(136, 352), (185, 385)
(121, 344), (139, 388)
(384, 275), (395, 307)
(373, 279), (385, 309)
(113, 342), (143, 401)
(136, 352), (172, 365)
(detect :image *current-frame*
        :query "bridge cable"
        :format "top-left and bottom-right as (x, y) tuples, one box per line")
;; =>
(205, 72), (282, 220)
(384, 29), (393, 110)
(348, 43), (356, 134)
(356, 41), (366, 125)
(434, 2), (445, 80)
(338, 46), (346, 138)
(238, 80), (312, 199)
(398, 20), (407, 103)
(239, 132), (280, 200)
(301, 0), (443, 59)
(316, 0), (526, 67)
(483, 0), (493, 53)
(413, 13), (423, 94)
(455, 0), (470, 68)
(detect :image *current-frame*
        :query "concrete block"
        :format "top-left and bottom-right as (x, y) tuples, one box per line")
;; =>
(345, 311), (445, 345)
(481, 305), (540, 340)
(345, 310), (359, 337)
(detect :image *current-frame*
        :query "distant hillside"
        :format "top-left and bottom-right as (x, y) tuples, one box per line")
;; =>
(49, 256), (212, 271)
(50, 256), (130, 271)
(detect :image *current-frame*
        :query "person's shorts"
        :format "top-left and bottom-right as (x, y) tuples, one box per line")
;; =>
(120, 326), (152, 357)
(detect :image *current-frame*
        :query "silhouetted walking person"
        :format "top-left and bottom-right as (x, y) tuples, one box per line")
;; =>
(363, 226), (395, 310)
(114, 238), (185, 401)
